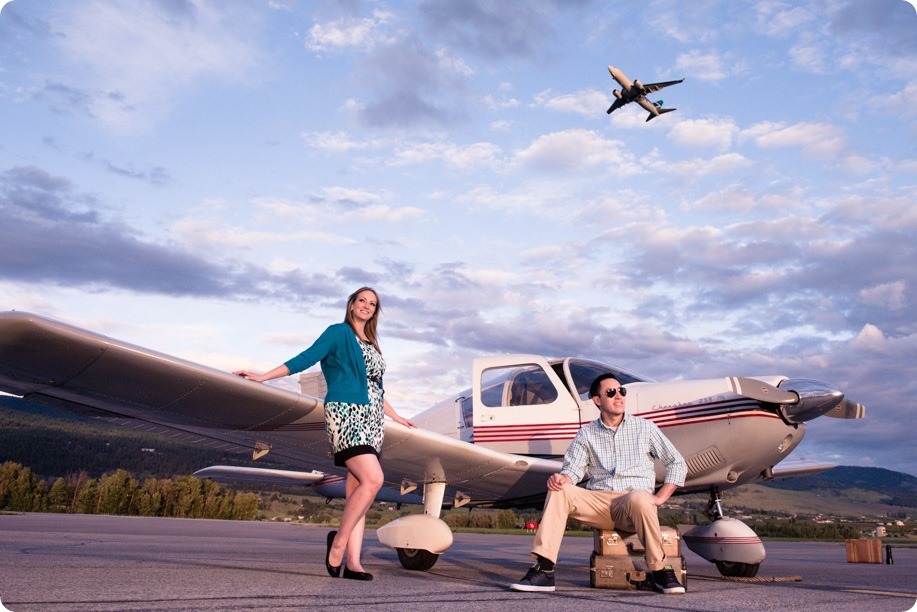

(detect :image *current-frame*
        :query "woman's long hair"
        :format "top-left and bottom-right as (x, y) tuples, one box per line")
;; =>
(344, 286), (382, 353)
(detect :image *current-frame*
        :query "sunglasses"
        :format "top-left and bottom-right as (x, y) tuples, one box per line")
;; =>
(604, 387), (627, 398)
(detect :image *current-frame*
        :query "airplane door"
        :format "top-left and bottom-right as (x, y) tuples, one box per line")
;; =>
(471, 355), (580, 457)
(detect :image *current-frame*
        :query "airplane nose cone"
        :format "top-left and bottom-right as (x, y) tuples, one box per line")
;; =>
(777, 379), (845, 423)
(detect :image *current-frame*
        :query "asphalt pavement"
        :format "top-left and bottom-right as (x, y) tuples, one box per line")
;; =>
(0, 513), (914, 611)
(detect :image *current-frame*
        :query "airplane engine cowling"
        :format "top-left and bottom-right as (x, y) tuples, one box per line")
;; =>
(633, 79), (643, 90)
(613, 89), (622, 99)
(777, 378), (844, 423)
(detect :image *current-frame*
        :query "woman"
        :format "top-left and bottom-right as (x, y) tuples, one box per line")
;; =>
(234, 287), (415, 581)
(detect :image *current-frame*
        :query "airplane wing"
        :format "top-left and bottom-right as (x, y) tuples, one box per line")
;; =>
(641, 78), (684, 93)
(606, 98), (627, 114)
(761, 459), (835, 481)
(0, 312), (560, 507)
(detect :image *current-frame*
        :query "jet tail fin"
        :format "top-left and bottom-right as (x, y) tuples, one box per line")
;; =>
(646, 107), (676, 122)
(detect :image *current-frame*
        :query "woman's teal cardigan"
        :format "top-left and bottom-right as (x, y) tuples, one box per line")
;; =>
(283, 323), (375, 404)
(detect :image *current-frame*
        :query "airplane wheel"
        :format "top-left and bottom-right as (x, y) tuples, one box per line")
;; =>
(715, 560), (759, 577)
(396, 547), (439, 571)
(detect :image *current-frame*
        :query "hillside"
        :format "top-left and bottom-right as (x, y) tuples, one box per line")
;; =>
(762, 466), (917, 508)
(0, 395), (283, 480)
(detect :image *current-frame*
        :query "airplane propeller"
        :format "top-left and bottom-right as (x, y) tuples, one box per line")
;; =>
(727, 377), (798, 404)
(825, 398), (866, 419)
(727, 377), (866, 423)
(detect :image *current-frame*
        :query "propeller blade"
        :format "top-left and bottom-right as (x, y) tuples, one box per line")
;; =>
(726, 377), (798, 404)
(825, 398), (866, 419)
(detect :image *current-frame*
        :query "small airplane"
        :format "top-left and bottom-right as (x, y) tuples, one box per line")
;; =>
(606, 65), (684, 121)
(0, 312), (864, 578)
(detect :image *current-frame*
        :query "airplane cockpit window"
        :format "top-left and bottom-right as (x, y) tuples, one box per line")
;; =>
(480, 364), (558, 408)
(565, 359), (652, 401)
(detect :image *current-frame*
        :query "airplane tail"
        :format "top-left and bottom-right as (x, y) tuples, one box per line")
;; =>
(646, 107), (676, 122)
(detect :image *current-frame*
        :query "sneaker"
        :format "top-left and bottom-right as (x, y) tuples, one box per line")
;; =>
(652, 566), (685, 594)
(510, 563), (556, 592)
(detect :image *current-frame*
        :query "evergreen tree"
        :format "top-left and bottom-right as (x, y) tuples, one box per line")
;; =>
(48, 477), (72, 513)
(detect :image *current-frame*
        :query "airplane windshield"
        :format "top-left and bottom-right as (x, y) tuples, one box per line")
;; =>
(560, 359), (653, 401)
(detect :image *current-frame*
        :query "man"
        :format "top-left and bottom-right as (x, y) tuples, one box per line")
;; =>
(510, 373), (688, 595)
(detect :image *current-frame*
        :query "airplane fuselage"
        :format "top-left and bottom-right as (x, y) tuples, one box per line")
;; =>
(412, 356), (805, 496)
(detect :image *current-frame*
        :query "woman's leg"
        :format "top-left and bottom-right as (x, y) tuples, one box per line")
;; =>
(344, 470), (368, 571)
(327, 453), (383, 569)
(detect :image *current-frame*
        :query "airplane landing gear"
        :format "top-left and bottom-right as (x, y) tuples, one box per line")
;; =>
(396, 547), (439, 571)
(715, 560), (760, 577)
(681, 485), (764, 578)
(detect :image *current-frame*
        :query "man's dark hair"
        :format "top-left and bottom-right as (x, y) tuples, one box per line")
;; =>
(589, 373), (620, 398)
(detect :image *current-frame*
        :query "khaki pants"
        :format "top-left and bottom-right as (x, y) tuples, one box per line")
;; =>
(531, 484), (668, 571)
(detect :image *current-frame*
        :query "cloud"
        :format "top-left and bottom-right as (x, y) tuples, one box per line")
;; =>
(652, 152), (753, 177)
(390, 140), (503, 170)
(754, 2), (815, 37)
(535, 88), (609, 116)
(667, 118), (739, 152)
(47, 0), (264, 131)
(512, 129), (641, 175)
(306, 10), (395, 51)
(0, 166), (353, 301)
(672, 50), (736, 82)
(354, 35), (473, 129)
(741, 121), (847, 158)
(418, 0), (561, 59)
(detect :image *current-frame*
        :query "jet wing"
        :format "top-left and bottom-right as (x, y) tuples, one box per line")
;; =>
(641, 78), (684, 93)
(606, 98), (627, 114)
(0, 312), (560, 507)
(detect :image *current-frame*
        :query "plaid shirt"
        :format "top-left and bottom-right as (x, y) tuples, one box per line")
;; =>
(561, 414), (687, 492)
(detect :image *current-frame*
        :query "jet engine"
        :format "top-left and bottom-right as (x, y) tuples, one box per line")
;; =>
(613, 89), (622, 99)
(633, 79), (643, 90)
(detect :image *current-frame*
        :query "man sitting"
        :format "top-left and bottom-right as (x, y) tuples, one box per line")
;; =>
(509, 374), (687, 594)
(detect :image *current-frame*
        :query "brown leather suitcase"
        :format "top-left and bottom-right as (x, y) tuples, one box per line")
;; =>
(590, 527), (686, 590)
(593, 526), (681, 557)
(590, 552), (686, 590)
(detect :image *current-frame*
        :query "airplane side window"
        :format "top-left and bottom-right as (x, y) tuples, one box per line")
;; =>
(460, 396), (473, 428)
(480, 381), (506, 408)
(508, 370), (558, 406)
(479, 364), (558, 408)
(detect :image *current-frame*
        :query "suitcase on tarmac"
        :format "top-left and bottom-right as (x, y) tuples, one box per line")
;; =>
(589, 527), (687, 591)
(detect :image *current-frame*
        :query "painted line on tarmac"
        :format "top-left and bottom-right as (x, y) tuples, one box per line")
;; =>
(843, 588), (917, 599)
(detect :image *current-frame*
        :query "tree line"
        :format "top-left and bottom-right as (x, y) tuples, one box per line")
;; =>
(0, 461), (259, 520)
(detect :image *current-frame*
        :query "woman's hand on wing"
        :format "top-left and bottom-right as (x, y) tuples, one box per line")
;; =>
(233, 370), (264, 383)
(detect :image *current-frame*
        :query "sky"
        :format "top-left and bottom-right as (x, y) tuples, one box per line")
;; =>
(1, 0), (915, 477)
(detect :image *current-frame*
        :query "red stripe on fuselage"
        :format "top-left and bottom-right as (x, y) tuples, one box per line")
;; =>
(472, 404), (780, 442)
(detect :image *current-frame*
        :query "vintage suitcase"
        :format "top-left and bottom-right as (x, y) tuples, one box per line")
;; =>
(590, 527), (686, 590)
(593, 526), (681, 557)
(590, 551), (687, 590)
(845, 538), (883, 563)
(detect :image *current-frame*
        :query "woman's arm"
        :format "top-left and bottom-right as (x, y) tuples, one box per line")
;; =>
(233, 364), (291, 383)
(383, 398), (416, 428)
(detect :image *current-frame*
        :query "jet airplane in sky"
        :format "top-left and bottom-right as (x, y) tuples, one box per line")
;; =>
(606, 65), (684, 121)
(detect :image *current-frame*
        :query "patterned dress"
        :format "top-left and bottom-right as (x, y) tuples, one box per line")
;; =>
(323, 339), (386, 465)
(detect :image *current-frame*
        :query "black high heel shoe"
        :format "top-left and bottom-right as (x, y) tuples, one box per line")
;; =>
(343, 567), (374, 581)
(325, 531), (341, 578)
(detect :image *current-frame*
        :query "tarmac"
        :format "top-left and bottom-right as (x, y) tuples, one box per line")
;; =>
(0, 512), (914, 611)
